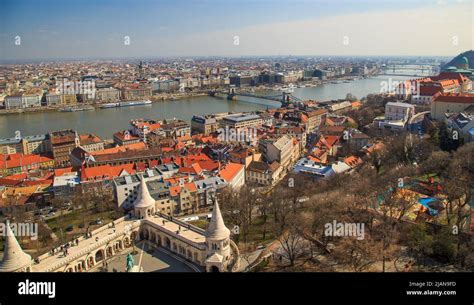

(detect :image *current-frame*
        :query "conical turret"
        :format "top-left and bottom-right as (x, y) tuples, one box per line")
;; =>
(0, 220), (32, 272)
(205, 198), (230, 240)
(134, 176), (154, 209)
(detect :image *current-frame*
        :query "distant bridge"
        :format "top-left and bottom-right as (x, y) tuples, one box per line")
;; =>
(380, 64), (439, 77)
(377, 73), (434, 77)
(209, 86), (303, 106)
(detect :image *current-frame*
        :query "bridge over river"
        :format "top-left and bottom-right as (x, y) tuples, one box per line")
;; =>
(380, 64), (440, 77)
(208, 85), (303, 106)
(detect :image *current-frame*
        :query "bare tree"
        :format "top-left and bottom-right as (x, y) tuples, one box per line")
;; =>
(275, 218), (304, 267)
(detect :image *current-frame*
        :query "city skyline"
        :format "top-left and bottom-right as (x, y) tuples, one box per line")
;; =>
(0, 0), (472, 61)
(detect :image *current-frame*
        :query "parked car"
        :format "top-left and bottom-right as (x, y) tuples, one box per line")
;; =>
(65, 225), (73, 232)
(90, 218), (103, 226)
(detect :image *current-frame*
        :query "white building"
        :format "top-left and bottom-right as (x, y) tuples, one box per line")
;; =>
(113, 169), (163, 209)
(4, 95), (24, 109)
(218, 162), (245, 189)
(22, 94), (42, 108)
(259, 135), (294, 170)
(220, 114), (263, 132)
(53, 172), (80, 198)
(194, 176), (228, 209)
(378, 101), (415, 130)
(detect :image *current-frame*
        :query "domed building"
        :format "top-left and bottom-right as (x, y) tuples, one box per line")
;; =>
(456, 56), (469, 70)
(442, 51), (474, 80)
(0, 220), (33, 272)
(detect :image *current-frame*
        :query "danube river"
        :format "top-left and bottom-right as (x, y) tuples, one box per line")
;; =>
(0, 75), (413, 139)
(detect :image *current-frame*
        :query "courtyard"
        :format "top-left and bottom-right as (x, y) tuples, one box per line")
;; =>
(99, 241), (199, 272)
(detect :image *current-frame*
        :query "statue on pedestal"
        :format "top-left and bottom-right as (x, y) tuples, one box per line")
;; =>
(126, 253), (135, 272)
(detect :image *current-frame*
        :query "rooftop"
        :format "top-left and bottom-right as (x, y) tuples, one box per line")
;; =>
(223, 114), (261, 123)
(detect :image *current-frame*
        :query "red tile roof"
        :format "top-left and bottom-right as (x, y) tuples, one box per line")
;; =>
(218, 162), (244, 182)
(79, 134), (102, 145)
(433, 93), (474, 104)
(91, 142), (146, 156)
(81, 164), (135, 182)
(113, 131), (140, 141)
(178, 162), (203, 175)
(431, 72), (470, 84)
(0, 153), (54, 170)
(169, 182), (197, 197)
(344, 156), (363, 168)
(54, 167), (74, 177)
(316, 135), (340, 150)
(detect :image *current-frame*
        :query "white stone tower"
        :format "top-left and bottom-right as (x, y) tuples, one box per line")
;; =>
(133, 176), (155, 219)
(0, 220), (32, 272)
(204, 199), (231, 272)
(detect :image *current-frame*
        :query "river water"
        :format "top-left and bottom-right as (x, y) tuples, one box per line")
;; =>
(0, 75), (414, 139)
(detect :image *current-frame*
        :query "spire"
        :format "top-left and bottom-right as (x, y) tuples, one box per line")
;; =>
(205, 198), (230, 240)
(0, 220), (32, 272)
(134, 175), (155, 208)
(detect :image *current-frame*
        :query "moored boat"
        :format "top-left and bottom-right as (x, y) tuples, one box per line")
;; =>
(58, 106), (94, 112)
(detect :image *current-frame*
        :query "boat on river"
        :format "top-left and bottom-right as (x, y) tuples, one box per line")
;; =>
(58, 106), (94, 112)
(100, 100), (152, 109)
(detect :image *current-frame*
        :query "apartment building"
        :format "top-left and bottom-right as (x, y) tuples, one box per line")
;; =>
(191, 115), (219, 135)
(194, 176), (227, 208)
(112, 169), (164, 209)
(431, 93), (474, 120)
(49, 129), (79, 167)
(0, 134), (50, 155)
(378, 102), (415, 130)
(218, 162), (245, 189)
(220, 114), (263, 132)
(79, 134), (105, 152)
(245, 160), (282, 186)
(259, 135), (294, 170)
(96, 88), (121, 102)
(4, 93), (42, 109)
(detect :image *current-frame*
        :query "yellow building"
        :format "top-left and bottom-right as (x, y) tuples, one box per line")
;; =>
(60, 94), (77, 105)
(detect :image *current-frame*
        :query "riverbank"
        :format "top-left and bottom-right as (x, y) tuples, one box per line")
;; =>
(0, 73), (384, 116)
(0, 75), (413, 139)
(0, 92), (209, 116)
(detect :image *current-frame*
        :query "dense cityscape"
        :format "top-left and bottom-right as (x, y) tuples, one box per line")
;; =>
(0, 0), (473, 304)
(1, 50), (473, 274)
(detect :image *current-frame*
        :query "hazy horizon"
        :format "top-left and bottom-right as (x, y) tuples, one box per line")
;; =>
(0, 0), (472, 61)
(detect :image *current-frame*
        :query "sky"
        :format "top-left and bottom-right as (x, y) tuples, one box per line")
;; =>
(0, 0), (472, 60)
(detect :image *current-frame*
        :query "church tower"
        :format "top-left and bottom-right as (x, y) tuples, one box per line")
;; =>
(204, 199), (231, 272)
(133, 176), (155, 219)
(0, 220), (32, 272)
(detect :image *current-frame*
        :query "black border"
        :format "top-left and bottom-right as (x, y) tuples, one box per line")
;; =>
(0, 272), (472, 305)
